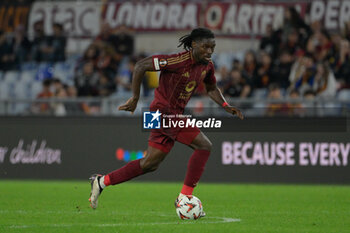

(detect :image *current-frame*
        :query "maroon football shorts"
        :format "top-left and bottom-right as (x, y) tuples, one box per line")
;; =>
(148, 125), (200, 153)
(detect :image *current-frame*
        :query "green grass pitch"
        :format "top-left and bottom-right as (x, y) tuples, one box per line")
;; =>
(0, 180), (349, 233)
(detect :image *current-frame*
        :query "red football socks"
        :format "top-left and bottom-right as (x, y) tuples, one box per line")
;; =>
(103, 174), (111, 186)
(182, 149), (211, 195)
(106, 159), (144, 185)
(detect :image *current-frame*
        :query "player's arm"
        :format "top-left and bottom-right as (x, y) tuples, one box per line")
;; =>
(205, 82), (244, 120)
(118, 57), (154, 112)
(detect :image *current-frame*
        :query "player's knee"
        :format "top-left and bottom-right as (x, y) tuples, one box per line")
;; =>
(140, 158), (161, 173)
(198, 139), (212, 151)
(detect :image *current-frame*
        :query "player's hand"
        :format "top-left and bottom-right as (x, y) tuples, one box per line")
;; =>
(118, 96), (139, 113)
(224, 106), (244, 120)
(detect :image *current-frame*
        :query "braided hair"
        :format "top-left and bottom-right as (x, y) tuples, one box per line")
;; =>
(178, 28), (215, 51)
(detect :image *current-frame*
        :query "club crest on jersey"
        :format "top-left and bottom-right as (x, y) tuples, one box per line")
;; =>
(201, 70), (207, 79)
(182, 72), (190, 78)
(159, 59), (168, 68)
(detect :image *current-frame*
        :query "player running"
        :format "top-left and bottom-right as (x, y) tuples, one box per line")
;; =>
(89, 28), (244, 214)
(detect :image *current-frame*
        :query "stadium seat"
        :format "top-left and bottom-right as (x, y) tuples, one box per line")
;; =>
(30, 81), (43, 98)
(0, 82), (15, 99)
(321, 102), (342, 116)
(54, 70), (70, 82)
(3, 71), (20, 83)
(13, 102), (30, 115)
(20, 71), (36, 83)
(0, 82), (8, 99)
(53, 62), (74, 83)
(337, 89), (350, 101)
(14, 81), (31, 99)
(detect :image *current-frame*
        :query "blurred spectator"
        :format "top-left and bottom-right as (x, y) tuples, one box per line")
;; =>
(95, 22), (123, 63)
(51, 87), (68, 116)
(280, 28), (303, 56)
(96, 44), (118, 79)
(113, 25), (134, 56)
(216, 66), (230, 90)
(79, 44), (99, 68)
(282, 7), (311, 47)
(302, 89), (317, 116)
(0, 31), (16, 70)
(116, 58), (134, 92)
(289, 89), (300, 99)
(334, 39), (350, 88)
(255, 52), (273, 88)
(242, 50), (258, 89)
(342, 21), (350, 41)
(32, 79), (53, 114)
(31, 22), (67, 62)
(310, 20), (323, 35)
(116, 57), (151, 96)
(67, 85), (77, 98)
(306, 29), (332, 62)
(223, 68), (251, 98)
(13, 25), (31, 64)
(260, 24), (280, 58)
(312, 62), (337, 97)
(266, 83), (289, 116)
(75, 61), (99, 96)
(52, 78), (64, 93)
(37, 79), (53, 98)
(64, 85), (89, 115)
(232, 58), (242, 71)
(303, 89), (316, 100)
(268, 83), (283, 100)
(0, 26), (31, 71)
(287, 89), (304, 116)
(31, 20), (50, 62)
(49, 23), (67, 62)
(95, 22), (117, 47)
(270, 50), (293, 89)
(215, 66), (229, 83)
(289, 53), (316, 95)
(97, 71), (116, 96)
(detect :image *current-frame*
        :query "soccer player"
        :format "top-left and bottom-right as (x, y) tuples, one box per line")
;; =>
(89, 28), (244, 214)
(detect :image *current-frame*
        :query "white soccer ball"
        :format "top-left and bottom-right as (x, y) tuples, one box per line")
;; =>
(175, 195), (203, 220)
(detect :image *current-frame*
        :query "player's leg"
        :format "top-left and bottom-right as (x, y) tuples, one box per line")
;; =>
(177, 130), (212, 196)
(175, 130), (211, 217)
(89, 146), (168, 209)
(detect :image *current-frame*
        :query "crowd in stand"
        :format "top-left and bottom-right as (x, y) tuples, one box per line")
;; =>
(1, 6), (350, 116)
(25, 21), (138, 115)
(217, 7), (350, 102)
(0, 21), (66, 70)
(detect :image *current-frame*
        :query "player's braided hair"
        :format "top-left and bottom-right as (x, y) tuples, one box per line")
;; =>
(178, 28), (215, 51)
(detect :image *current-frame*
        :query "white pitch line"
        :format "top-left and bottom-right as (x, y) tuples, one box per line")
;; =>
(6, 217), (241, 228)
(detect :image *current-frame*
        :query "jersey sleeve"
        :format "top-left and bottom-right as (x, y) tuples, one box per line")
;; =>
(203, 61), (217, 85)
(152, 52), (190, 72)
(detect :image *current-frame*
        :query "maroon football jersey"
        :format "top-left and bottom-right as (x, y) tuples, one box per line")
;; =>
(150, 51), (216, 114)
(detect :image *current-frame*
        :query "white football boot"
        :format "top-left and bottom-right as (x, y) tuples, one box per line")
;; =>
(89, 174), (103, 209)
